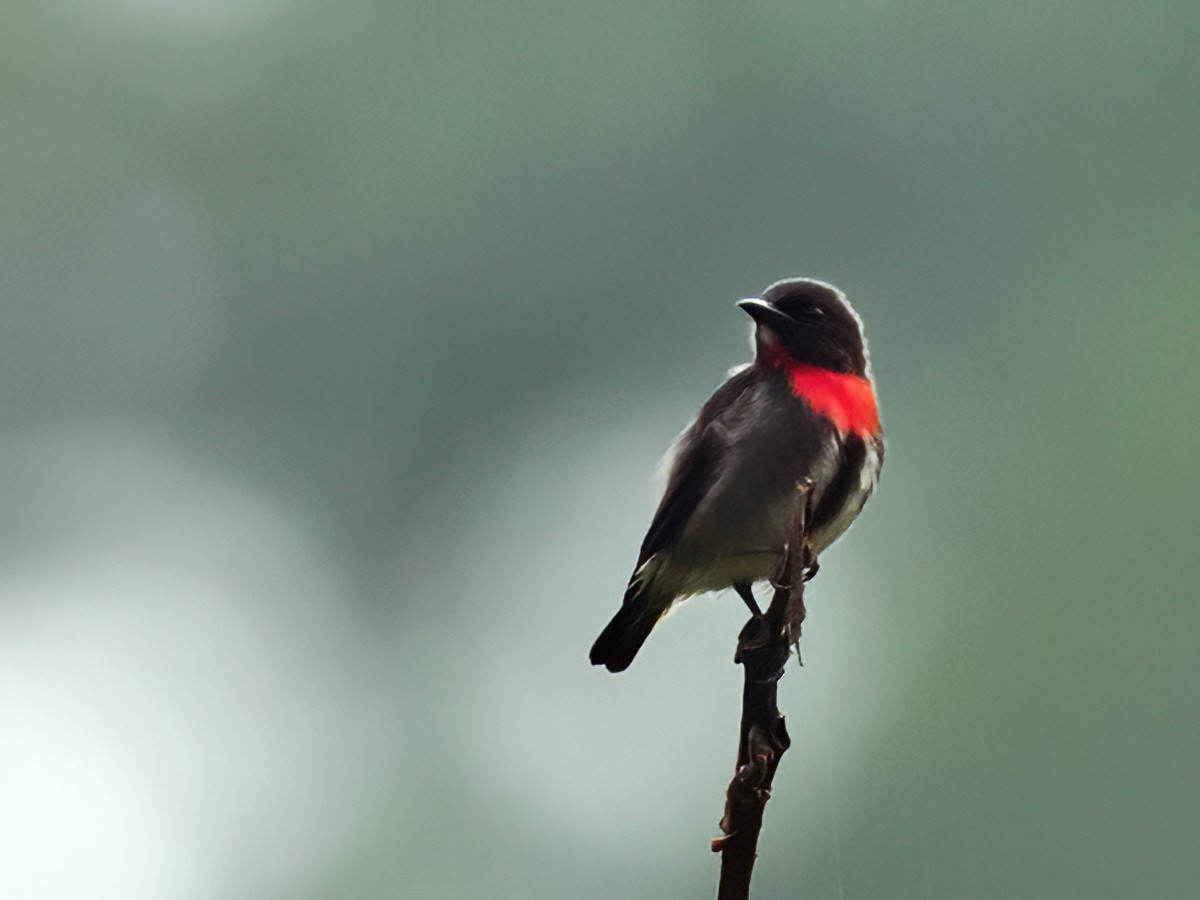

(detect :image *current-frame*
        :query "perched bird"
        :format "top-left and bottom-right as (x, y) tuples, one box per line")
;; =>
(590, 278), (884, 673)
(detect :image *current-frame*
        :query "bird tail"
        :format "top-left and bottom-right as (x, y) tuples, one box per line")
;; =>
(589, 583), (669, 673)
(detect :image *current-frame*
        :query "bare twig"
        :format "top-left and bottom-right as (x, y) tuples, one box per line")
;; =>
(712, 481), (816, 900)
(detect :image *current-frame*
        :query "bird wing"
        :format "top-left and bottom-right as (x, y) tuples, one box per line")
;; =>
(634, 366), (757, 568)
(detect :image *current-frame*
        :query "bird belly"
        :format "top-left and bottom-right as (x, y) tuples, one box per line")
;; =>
(646, 549), (781, 599)
(647, 458), (816, 597)
(647, 432), (878, 599)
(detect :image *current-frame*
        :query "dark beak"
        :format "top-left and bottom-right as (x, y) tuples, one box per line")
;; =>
(737, 298), (798, 332)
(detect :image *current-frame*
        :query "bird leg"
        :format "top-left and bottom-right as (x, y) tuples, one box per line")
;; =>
(733, 581), (763, 618)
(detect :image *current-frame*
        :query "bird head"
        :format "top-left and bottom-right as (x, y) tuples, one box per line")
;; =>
(738, 278), (869, 377)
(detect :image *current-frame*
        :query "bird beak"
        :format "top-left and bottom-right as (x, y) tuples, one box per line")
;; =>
(737, 298), (797, 332)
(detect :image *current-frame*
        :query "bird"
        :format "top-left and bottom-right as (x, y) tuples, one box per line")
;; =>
(589, 277), (884, 673)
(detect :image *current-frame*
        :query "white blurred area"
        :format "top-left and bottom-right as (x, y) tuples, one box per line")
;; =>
(0, 428), (398, 898)
(0, 60), (398, 895)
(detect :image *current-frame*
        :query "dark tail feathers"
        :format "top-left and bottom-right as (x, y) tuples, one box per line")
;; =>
(589, 588), (665, 673)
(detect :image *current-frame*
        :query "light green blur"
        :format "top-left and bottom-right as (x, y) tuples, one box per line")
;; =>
(1, 3), (1196, 898)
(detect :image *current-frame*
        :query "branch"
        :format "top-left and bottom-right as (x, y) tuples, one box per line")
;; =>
(712, 481), (816, 900)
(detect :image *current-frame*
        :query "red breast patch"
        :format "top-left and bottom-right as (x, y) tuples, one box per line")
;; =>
(786, 364), (880, 435)
(759, 345), (881, 434)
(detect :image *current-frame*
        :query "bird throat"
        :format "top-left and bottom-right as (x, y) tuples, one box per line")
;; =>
(762, 346), (880, 436)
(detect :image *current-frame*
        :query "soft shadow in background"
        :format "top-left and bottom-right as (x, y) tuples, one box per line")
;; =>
(1, 4), (1197, 898)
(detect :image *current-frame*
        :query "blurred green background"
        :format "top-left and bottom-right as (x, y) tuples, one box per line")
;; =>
(2, 2), (1197, 898)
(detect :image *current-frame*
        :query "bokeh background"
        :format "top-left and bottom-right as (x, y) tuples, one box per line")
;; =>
(2, 3), (1197, 898)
